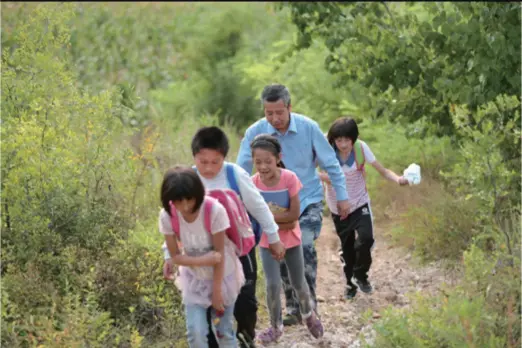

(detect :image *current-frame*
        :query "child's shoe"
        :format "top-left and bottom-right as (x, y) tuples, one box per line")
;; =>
(257, 326), (283, 345)
(304, 311), (324, 339)
(355, 278), (373, 293)
(344, 285), (357, 299)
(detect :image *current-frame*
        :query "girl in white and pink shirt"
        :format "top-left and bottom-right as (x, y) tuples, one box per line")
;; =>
(159, 167), (244, 348)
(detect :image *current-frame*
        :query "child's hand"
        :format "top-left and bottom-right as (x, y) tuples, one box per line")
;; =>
(212, 290), (224, 313)
(203, 251), (222, 265)
(268, 203), (287, 214)
(397, 176), (410, 186)
(163, 258), (174, 280)
(269, 241), (286, 261)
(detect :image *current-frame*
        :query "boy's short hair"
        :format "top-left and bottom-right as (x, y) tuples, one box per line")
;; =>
(191, 126), (230, 157)
(327, 117), (359, 147)
(160, 166), (205, 215)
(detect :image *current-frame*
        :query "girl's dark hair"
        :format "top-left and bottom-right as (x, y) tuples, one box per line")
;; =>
(250, 134), (286, 168)
(160, 166), (205, 216)
(327, 117), (359, 149)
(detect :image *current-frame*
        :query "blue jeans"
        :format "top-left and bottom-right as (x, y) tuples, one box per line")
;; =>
(260, 245), (313, 328)
(185, 303), (237, 348)
(280, 202), (323, 316)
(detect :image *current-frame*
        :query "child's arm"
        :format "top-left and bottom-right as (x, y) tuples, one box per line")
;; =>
(370, 161), (409, 185)
(234, 165), (281, 245)
(277, 221), (297, 230)
(165, 234), (221, 267)
(273, 171), (302, 227)
(273, 194), (300, 224)
(211, 230), (226, 311)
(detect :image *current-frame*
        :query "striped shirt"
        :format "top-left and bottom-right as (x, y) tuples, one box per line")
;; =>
(325, 140), (376, 215)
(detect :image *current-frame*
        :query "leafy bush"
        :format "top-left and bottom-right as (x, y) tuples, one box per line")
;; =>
(370, 241), (520, 348)
(365, 84), (520, 348)
(2, 2), (129, 270)
(0, 4), (240, 346)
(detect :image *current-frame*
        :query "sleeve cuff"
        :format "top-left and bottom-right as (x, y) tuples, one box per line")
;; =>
(266, 230), (281, 244)
(335, 190), (349, 201)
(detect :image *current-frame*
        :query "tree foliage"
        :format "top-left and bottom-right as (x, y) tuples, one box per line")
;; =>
(1, 4), (188, 346)
(279, 2), (521, 136)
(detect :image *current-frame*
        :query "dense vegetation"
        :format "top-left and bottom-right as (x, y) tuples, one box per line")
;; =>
(2, 2), (520, 347)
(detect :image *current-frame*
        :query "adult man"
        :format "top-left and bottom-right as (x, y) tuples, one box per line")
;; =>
(236, 84), (350, 325)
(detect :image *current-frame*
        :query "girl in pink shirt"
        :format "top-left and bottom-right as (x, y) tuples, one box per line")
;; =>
(250, 134), (324, 344)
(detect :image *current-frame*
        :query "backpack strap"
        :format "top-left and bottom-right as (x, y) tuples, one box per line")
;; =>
(170, 199), (213, 236)
(168, 201), (181, 239)
(194, 163), (241, 198)
(192, 165), (229, 234)
(203, 198), (213, 234)
(225, 163), (261, 245)
(353, 140), (368, 192)
(353, 140), (366, 172)
(225, 163), (241, 197)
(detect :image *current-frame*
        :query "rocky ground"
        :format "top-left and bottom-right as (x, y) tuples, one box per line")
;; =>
(256, 218), (459, 348)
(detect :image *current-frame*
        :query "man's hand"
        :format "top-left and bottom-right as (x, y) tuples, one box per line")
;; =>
(163, 258), (174, 280)
(337, 200), (350, 220)
(397, 176), (409, 186)
(268, 240), (286, 261)
(318, 172), (331, 185)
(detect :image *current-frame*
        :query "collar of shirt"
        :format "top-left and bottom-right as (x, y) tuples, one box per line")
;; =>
(336, 150), (355, 167)
(265, 114), (298, 136)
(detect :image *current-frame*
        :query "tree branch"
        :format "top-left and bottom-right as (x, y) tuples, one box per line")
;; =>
(381, 2), (398, 31)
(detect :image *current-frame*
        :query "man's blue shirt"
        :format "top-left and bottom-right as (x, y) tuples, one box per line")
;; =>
(236, 113), (348, 215)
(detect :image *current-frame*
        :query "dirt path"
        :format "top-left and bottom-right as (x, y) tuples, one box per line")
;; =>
(257, 218), (458, 348)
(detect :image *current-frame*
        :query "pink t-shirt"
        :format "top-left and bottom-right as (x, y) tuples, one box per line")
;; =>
(252, 168), (303, 249)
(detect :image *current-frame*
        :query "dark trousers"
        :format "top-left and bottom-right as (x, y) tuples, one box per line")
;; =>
(332, 203), (374, 286)
(207, 246), (258, 348)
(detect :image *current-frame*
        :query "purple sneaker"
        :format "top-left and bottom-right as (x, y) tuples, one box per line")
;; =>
(257, 326), (283, 345)
(305, 311), (324, 339)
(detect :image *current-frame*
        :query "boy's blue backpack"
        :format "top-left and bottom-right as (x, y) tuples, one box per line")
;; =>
(193, 163), (262, 245)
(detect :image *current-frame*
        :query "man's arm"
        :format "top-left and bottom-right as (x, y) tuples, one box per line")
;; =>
(312, 124), (348, 201)
(236, 127), (255, 175)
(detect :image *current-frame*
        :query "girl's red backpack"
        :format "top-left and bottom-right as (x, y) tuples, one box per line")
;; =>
(169, 189), (256, 257)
